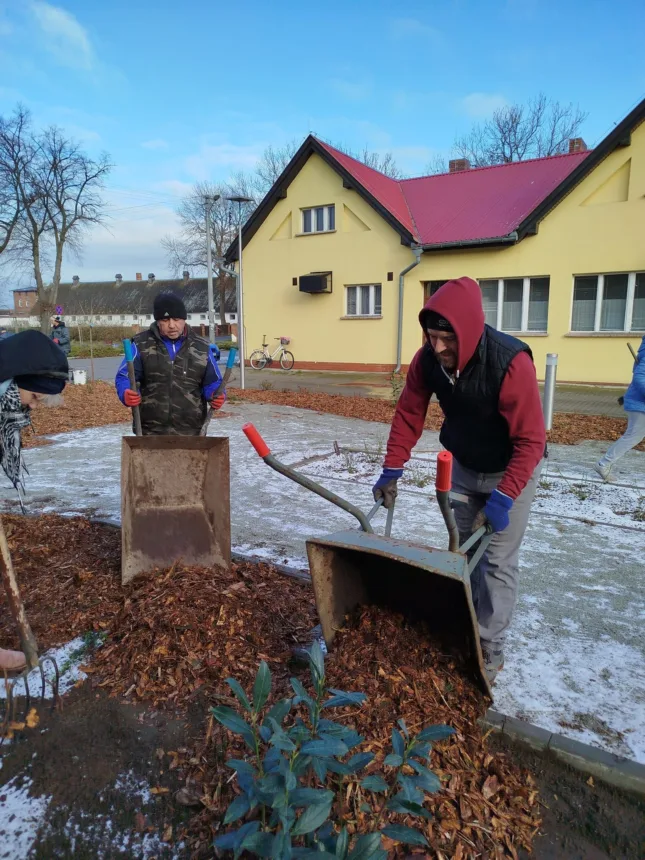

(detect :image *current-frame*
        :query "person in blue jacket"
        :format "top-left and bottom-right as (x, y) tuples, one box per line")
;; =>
(115, 293), (225, 435)
(595, 335), (645, 481)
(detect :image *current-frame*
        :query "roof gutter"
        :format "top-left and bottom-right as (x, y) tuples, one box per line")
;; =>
(421, 231), (518, 252)
(395, 245), (423, 374)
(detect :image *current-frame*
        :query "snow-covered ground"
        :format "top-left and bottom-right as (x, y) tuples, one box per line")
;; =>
(0, 770), (180, 859)
(0, 637), (91, 702)
(1, 403), (644, 765)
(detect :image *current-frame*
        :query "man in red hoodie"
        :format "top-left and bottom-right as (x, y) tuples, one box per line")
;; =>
(373, 277), (546, 684)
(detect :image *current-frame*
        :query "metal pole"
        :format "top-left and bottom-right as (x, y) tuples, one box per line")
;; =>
(237, 215), (246, 390)
(543, 353), (558, 431)
(205, 198), (215, 344)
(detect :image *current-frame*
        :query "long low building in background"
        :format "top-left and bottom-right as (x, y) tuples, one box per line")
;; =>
(7, 272), (237, 331)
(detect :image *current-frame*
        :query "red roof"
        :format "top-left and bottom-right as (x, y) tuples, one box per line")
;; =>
(316, 139), (591, 246)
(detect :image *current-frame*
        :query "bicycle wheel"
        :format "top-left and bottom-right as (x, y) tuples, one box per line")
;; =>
(250, 350), (268, 370)
(280, 350), (295, 370)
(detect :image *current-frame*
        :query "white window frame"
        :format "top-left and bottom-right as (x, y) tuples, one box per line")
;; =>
(571, 272), (644, 333)
(478, 277), (550, 333)
(345, 284), (382, 318)
(301, 204), (335, 234)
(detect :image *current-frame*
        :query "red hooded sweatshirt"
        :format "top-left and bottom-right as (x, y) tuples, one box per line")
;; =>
(384, 277), (546, 499)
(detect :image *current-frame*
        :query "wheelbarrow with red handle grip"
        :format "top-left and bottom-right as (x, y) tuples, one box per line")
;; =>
(243, 423), (494, 697)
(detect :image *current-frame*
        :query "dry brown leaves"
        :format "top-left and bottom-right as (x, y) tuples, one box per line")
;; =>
(321, 607), (541, 858)
(23, 381), (125, 448)
(230, 387), (642, 449)
(90, 561), (317, 709)
(0, 514), (122, 649)
(1, 515), (540, 857)
(17, 378), (641, 451)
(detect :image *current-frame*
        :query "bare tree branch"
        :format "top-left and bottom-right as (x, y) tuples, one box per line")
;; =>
(453, 93), (588, 167)
(0, 106), (113, 330)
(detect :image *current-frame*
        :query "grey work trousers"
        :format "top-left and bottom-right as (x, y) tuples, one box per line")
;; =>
(451, 458), (542, 647)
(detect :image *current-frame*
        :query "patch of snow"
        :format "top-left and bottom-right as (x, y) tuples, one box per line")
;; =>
(496, 620), (645, 761)
(0, 776), (51, 860)
(0, 637), (90, 701)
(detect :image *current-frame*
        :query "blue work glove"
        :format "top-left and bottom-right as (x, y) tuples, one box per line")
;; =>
(474, 489), (514, 533)
(372, 468), (403, 509)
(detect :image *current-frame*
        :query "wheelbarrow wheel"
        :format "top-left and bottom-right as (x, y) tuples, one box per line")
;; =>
(250, 350), (267, 370)
(280, 350), (295, 370)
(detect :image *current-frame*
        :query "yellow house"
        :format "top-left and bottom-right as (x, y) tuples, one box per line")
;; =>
(226, 98), (645, 385)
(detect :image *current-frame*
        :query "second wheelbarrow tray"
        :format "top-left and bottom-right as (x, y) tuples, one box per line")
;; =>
(243, 424), (493, 698)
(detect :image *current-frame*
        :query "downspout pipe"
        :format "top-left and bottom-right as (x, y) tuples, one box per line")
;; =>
(395, 245), (423, 373)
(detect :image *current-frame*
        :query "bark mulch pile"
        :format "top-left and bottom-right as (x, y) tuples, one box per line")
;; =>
(24, 381), (126, 448)
(1, 514), (541, 858)
(18, 379), (643, 450)
(89, 562), (317, 709)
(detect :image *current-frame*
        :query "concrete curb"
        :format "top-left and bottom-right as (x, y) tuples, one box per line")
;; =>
(481, 709), (645, 797)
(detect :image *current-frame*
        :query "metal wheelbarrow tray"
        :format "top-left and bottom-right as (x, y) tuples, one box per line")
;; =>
(243, 425), (493, 698)
(121, 436), (231, 584)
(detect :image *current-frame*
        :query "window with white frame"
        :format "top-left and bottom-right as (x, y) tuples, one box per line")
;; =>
(571, 273), (645, 332)
(345, 284), (382, 317)
(302, 205), (335, 234)
(479, 277), (550, 332)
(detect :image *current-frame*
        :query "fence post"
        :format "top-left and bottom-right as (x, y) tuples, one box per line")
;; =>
(543, 353), (558, 431)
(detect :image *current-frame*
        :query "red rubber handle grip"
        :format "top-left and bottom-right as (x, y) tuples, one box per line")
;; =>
(436, 451), (453, 492)
(243, 423), (271, 458)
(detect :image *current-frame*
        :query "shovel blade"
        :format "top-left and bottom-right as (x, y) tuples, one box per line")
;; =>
(121, 436), (231, 584)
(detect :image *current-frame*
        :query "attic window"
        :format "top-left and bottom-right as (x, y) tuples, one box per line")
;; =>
(302, 205), (335, 234)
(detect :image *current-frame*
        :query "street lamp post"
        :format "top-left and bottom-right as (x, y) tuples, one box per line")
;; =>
(225, 195), (253, 390)
(204, 194), (220, 344)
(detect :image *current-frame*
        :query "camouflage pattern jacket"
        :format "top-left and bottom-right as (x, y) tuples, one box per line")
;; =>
(115, 324), (222, 435)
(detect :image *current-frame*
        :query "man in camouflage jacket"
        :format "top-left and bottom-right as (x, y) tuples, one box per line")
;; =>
(115, 293), (225, 435)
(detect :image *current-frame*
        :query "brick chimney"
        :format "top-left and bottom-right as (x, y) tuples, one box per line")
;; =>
(135, 272), (142, 281)
(115, 273), (123, 286)
(182, 270), (190, 285)
(147, 273), (155, 285)
(569, 138), (587, 154)
(72, 275), (80, 286)
(449, 158), (471, 173)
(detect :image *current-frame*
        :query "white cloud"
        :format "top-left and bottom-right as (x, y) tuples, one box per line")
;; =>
(184, 142), (263, 180)
(390, 17), (443, 43)
(328, 78), (371, 101)
(30, 1), (94, 70)
(461, 92), (508, 118)
(141, 139), (169, 151)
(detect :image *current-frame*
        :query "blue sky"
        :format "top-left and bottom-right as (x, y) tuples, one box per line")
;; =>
(0, 0), (643, 295)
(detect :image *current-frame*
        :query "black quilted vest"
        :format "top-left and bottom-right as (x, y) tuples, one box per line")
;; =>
(421, 326), (532, 473)
(133, 325), (209, 435)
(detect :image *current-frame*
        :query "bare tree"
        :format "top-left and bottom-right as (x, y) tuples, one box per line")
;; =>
(453, 94), (588, 167)
(253, 141), (299, 196)
(162, 138), (402, 288)
(0, 107), (29, 256)
(161, 180), (254, 326)
(1, 106), (113, 330)
(424, 154), (450, 176)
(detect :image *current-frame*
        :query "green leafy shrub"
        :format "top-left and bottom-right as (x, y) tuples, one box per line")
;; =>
(212, 640), (453, 858)
(69, 343), (123, 358)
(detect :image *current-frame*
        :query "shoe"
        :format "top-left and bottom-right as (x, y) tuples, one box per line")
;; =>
(481, 643), (504, 686)
(593, 462), (613, 482)
(0, 648), (27, 673)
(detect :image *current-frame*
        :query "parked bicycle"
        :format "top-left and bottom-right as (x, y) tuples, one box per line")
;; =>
(250, 335), (295, 370)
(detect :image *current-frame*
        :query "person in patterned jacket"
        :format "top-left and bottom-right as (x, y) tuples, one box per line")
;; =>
(115, 293), (225, 435)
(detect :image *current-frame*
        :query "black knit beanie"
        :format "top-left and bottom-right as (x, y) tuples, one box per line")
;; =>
(14, 375), (66, 394)
(154, 292), (187, 321)
(422, 310), (454, 332)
